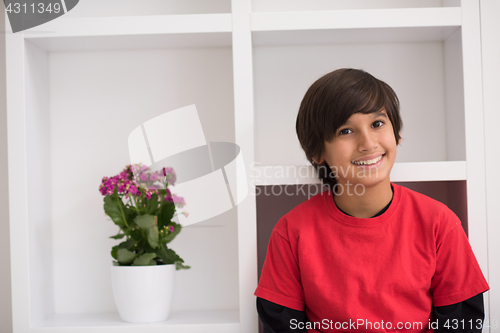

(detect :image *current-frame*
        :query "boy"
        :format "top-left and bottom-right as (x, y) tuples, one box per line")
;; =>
(255, 69), (489, 332)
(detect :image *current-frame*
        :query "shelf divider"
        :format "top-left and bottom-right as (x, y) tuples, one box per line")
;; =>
(32, 310), (239, 333)
(251, 7), (461, 31)
(23, 14), (232, 38)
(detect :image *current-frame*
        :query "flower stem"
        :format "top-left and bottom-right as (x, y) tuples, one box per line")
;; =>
(117, 197), (129, 229)
(131, 195), (139, 214)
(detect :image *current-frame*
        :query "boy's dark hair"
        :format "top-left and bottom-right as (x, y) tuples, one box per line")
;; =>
(296, 68), (402, 187)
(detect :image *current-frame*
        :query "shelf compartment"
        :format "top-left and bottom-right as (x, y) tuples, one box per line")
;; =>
(251, 7), (461, 32)
(253, 26), (465, 166)
(17, 30), (238, 328)
(33, 310), (239, 332)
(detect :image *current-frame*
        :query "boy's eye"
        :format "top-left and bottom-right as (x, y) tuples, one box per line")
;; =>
(338, 128), (352, 135)
(372, 120), (384, 128)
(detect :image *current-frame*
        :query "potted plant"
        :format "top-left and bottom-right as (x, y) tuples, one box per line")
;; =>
(99, 164), (189, 323)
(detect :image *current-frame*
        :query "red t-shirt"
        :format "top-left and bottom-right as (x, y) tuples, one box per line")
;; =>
(255, 184), (489, 332)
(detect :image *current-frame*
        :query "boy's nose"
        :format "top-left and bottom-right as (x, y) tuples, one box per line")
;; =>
(357, 131), (377, 152)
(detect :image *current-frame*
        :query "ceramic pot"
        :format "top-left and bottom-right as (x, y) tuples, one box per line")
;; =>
(111, 263), (175, 323)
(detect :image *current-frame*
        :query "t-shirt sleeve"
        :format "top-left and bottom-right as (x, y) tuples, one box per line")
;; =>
(431, 214), (489, 307)
(254, 218), (305, 311)
(432, 293), (485, 332)
(256, 297), (309, 333)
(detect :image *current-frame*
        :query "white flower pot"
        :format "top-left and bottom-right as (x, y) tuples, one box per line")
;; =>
(111, 263), (175, 323)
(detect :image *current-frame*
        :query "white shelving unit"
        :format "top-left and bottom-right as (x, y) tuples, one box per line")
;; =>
(5, 0), (494, 332)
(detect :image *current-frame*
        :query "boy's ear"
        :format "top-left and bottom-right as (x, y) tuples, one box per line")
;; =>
(397, 132), (402, 145)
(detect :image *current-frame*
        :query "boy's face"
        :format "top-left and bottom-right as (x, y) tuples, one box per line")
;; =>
(319, 110), (398, 189)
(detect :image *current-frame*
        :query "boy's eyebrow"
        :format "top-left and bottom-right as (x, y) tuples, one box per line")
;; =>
(343, 111), (388, 126)
(373, 111), (388, 118)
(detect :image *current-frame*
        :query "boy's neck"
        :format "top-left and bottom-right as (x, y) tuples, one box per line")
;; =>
(333, 179), (393, 218)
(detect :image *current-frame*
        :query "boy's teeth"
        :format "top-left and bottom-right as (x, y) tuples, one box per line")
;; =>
(352, 155), (382, 165)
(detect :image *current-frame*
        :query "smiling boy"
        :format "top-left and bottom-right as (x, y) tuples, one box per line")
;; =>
(320, 109), (396, 218)
(255, 69), (489, 332)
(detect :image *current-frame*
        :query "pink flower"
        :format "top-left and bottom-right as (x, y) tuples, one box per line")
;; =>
(99, 185), (107, 195)
(173, 195), (185, 208)
(100, 165), (181, 207)
(118, 184), (127, 193)
(169, 225), (174, 232)
(162, 167), (177, 186)
(129, 185), (138, 195)
(164, 188), (173, 202)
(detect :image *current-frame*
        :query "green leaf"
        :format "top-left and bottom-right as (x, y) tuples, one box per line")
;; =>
(132, 252), (157, 266)
(111, 245), (119, 260)
(175, 262), (191, 270)
(103, 195), (128, 228)
(156, 244), (176, 264)
(148, 226), (159, 249)
(116, 248), (137, 264)
(157, 201), (175, 230)
(155, 244), (189, 269)
(134, 215), (159, 248)
(129, 228), (143, 241)
(135, 215), (156, 229)
(162, 222), (181, 244)
(145, 193), (159, 215)
(109, 232), (125, 240)
(119, 238), (135, 250)
(126, 207), (138, 226)
(156, 244), (181, 263)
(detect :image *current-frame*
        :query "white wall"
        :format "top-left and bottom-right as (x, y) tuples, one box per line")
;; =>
(0, 5), (13, 333)
(41, 47), (238, 317)
(481, 0), (500, 325)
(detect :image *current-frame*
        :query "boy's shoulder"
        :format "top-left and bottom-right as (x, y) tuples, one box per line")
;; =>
(285, 188), (331, 218)
(272, 188), (331, 235)
(394, 184), (462, 234)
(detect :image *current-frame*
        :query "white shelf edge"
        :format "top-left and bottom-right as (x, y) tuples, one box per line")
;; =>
(32, 310), (239, 332)
(251, 7), (461, 31)
(21, 14), (232, 39)
(391, 161), (466, 182)
(252, 161), (467, 185)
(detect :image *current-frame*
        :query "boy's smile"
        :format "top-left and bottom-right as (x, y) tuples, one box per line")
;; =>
(351, 152), (384, 168)
(317, 110), (398, 189)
